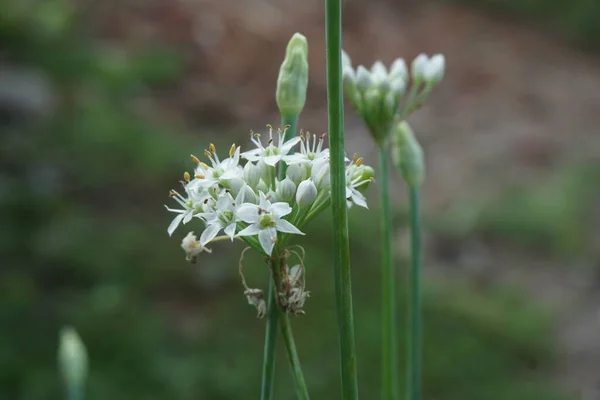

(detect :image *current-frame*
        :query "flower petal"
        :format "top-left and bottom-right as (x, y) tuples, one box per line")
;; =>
(280, 137), (301, 154)
(237, 224), (261, 237)
(263, 155), (280, 167)
(200, 222), (223, 246)
(167, 213), (185, 236)
(258, 227), (277, 255)
(270, 202), (292, 219)
(237, 204), (260, 223)
(183, 211), (194, 224)
(351, 190), (369, 209)
(224, 223), (236, 240)
(275, 219), (304, 235)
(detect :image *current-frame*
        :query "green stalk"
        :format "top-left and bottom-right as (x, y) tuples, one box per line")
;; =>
(280, 312), (310, 400)
(260, 113), (300, 400)
(260, 276), (279, 400)
(325, 0), (360, 398)
(379, 145), (398, 400)
(406, 185), (422, 400)
(280, 114), (298, 178)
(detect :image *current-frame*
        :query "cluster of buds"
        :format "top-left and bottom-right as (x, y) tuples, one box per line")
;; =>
(342, 51), (445, 144)
(166, 126), (374, 259)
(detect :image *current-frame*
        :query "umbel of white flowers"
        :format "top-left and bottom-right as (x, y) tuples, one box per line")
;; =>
(165, 126), (374, 259)
(342, 51), (445, 144)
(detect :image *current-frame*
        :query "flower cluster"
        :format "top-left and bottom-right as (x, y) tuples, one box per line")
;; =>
(166, 126), (374, 258)
(342, 51), (445, 143)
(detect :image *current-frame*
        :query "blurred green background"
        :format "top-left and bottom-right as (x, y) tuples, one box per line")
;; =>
(2, 0), (599, 399)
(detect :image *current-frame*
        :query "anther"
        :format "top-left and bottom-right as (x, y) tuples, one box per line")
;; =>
(194, 173), (205, 179)
(183, 171), (190, 182)
(204, 149), (212, 158)
(356, 157), (363, 167)
(198, 162), (209, 170)
(229, 144), (236, 157)
(169, 190), (177, 197)
(190, 154), (200, 165)
(209, 143), (216, 153)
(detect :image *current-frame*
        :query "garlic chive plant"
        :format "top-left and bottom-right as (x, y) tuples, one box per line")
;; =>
(165, 34), (374, 399)
(342, 51), (445, 400)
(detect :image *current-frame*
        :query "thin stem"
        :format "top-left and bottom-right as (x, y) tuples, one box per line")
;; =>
(280, 312), (310, 400)
(280, 114), (299, 179)
(325, 0), (360, 398)
(379, 145), (398, 400)
(260, 276), (279, 400)
(406, 185), (422, 400)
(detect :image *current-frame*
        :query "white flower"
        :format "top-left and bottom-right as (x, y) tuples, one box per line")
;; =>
(165, 187), (211, 236)
(311, 158), (330, 190)
(188, 144), (242, 190)
(241, 126), (301, 167)
(237, 192), (304, 255)
(411, 53), (429, 82)
(181, 231), (212, 262)
(198, 186), (251, 246)
(345, 160), (371, 209)
(283, 132), (329, 165)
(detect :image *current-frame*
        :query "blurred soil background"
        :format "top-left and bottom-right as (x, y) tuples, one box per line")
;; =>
(1, 0), (599, 399)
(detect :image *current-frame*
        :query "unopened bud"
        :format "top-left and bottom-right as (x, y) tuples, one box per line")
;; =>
(296, 179), (318, 208)
(423, 53), (445, 84)
(341, 50), (352, 68)
(277, 177), (296, 203)
(58, 326), (88, 399)
(355, 65), (372, 92)
(276, 33), (309, 117)
(390, 58), (408, 81)
(370, 61), (387, 83)
(286, 163), (306, 185)
(256, 179), (269, 194)
(411, 53), (429, 82)
(243, 162), (261, 188)
(310, 159), (330, 190)
(392, 121), (425, 186)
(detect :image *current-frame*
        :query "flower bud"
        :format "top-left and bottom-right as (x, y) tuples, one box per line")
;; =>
(58, 326), (88, 398)
(355, 65), (372, 92)
(411, 53), (429, 82)
(286, 163), (306, 185)
(390, 58), (408, 81)
(277, 177), (296, 203)
(392, 121), (425, 186)
(296, 179), (318, 208)
(276, 33), (309, 117)
(370, 61), (387, 83)
(390, 78), (407, 99)
(256, 160), (271, 182)
(311, 159), (330, 190)
(382, 92), (397, 123)
(228, 178), (244, 197)
(243, 162), (261, 188)
(239, 184), (258, 204)
(256, 179), (269, 194)
(423, 53), (445, 84)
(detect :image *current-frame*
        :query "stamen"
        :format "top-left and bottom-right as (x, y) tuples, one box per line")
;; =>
(190, 154), (200, 165)
(356, 157), (363, 167)
(267, 138), (274, 145)
(194, 173), (205, 179)
(284, 124), (291, 131)
(198, 162), (210, 170)
(209, 143), (216, 153)
(352, 153), (358, 163)
(183, 171), (190, 182)
(204, 149), (212, 158)
(266, 124), (273, 130)
(169, 190), (177, 197)
(229, 144), (236, 157)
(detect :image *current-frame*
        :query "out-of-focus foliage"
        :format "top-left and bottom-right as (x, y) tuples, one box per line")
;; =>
(449, 0), (600, 50)
(0, 1), (577, 399)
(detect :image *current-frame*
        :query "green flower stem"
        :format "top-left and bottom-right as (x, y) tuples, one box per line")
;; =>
(260, 275), (279, 400)
(67, 386), (83, 400)
(379, 145), (399, 400)
(280, 311), (310, 400)
(325, 0), (360, 398)
(269, 257), (310, 400)
(406, 185), (422, 400)
(280, 114), (299, 179)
